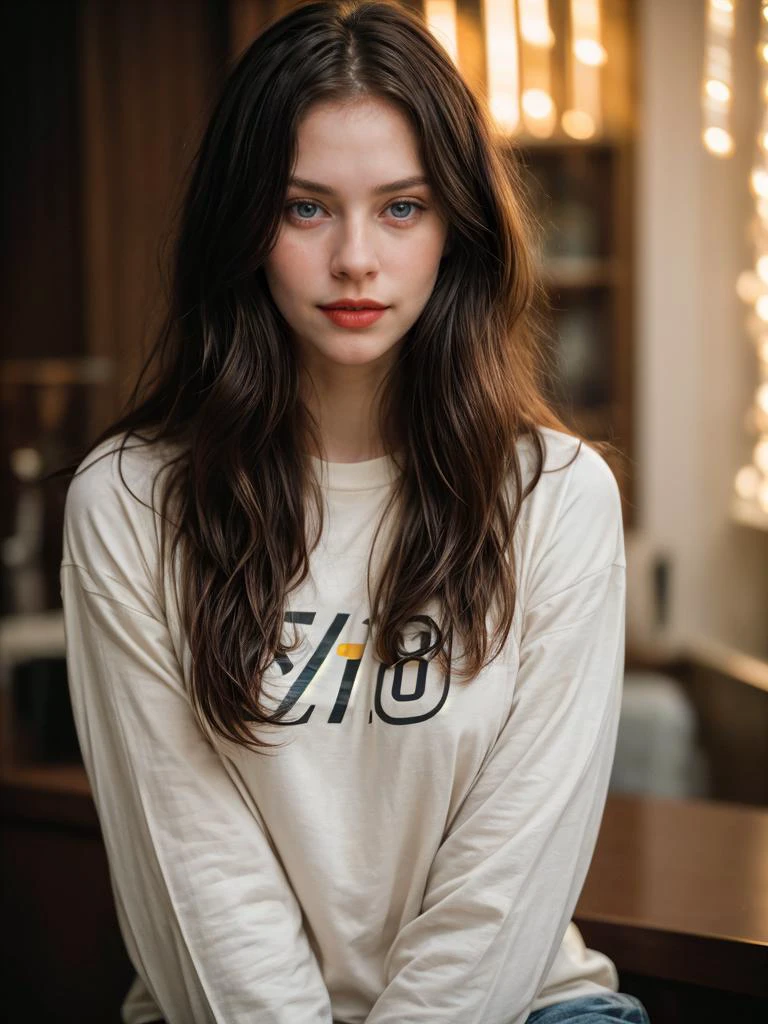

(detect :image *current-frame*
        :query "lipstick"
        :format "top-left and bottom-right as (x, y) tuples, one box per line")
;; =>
(320, 308), (388, 329)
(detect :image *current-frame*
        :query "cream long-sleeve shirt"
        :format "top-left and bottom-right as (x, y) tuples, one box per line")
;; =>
(60, 425), (626, 1024)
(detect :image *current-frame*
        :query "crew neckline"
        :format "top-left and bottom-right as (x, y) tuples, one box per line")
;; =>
(309, 452), (400, 491)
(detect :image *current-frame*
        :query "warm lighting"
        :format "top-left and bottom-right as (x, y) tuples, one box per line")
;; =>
(754, 437), (768, 473)
(491, 93), (521, 130)
(467, 0), (617, 141)
(752, 167), (768, 197)
(735, 465), (761, 500)
(424, 0), (459, 66)
(573, 38), (607, 66)
(522, 88), (554, 119)
(518, 0), (556, 138)
(483, 0), (521, 134)
(730, 2), (768, 527)
(570, 0), (606, 67)
(738, 270), (764, 303)
(519, 0), (554, 47)
(702, 1), (735, 158)
(703, 125), (734, 155)
(562, 109), (596, 139)
(705, 78), (731, 104)
(566, 0), (603, 138)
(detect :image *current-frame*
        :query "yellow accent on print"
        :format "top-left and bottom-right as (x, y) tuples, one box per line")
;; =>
(337, 642), (365, 660)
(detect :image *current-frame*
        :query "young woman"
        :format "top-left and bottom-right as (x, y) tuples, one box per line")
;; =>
(59, 2), (649, 1022)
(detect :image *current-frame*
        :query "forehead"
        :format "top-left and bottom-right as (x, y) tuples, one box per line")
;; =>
(292, 96), (426, 190)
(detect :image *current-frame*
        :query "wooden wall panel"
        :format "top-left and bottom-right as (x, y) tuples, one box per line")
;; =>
(0, 0), (83, 361)
(229, 0), (286, 55)
(79, 0), (229, 438)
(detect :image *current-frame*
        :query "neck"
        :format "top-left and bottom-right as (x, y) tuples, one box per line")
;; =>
(300, 362), (395, 463)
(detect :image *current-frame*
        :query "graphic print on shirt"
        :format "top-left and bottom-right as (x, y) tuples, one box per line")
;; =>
(261, 610), (451, 727)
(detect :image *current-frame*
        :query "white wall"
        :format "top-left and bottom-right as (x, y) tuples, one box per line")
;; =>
(629, 0), (768, 659)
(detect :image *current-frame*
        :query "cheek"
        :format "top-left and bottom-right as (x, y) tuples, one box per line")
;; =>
(265, 235), (315, 292)
(397, 235), (446, 293)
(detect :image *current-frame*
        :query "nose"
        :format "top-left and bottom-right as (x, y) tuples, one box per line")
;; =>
(329, 215), (380, 280)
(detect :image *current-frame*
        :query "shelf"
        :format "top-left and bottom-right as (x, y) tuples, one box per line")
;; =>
(0, 610), (65, 663)
(0, 760), (89, 794)
(541, 257), (619, 289)
(684, 635), (768, 696)
(0, 357), (113, 386)
(0, 759), (96, 830)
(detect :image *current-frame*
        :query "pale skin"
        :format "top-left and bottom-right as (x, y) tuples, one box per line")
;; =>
(263, 95), (451, 463)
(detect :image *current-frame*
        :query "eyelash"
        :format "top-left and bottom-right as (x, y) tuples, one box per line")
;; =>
(285, 199), (427, 225)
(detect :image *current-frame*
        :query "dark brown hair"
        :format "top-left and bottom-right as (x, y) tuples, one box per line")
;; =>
(55, 0), (620, 753)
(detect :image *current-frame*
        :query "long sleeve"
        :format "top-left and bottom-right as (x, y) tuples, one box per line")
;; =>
(365, 448), (626, 1024)
(60, 464), (334, 1023)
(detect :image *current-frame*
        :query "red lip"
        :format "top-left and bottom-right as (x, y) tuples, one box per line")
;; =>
(320, 307), (387, 328)
(319, 299), (389, 309)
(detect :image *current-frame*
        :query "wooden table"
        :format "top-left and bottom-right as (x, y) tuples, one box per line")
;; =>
(575, 794), (768, 1020)
(2, 765), (768, 1023)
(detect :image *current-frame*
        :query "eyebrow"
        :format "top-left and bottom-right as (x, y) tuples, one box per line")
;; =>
(287, 175), (430, 196)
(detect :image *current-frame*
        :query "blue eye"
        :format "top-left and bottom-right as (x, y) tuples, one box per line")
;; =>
(389, 201), (422, 219)
(285, 199), (426, 223)
(288, 201), (321, 220)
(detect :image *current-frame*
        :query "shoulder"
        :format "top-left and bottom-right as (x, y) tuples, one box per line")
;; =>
(66, 430), (172, 503)
(61, 432), (181, 608)
(512, 427), (625, 606)
(515, 426), (619, 504)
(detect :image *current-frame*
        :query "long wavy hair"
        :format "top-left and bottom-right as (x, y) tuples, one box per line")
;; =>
(55, 0), (619, 753)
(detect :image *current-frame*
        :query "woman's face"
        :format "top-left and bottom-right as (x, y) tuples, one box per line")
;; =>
(263, 95), (450, 378)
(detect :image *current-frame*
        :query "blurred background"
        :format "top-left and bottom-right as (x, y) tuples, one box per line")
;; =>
(1, 1), (766, 1022)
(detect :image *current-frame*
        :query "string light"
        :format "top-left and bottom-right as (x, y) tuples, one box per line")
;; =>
(702, 0), (735, 157)
(482, 0), (521, 134)
(563, 0), (603, 139)
(424, 0), (459, 66)
(520, 0), (556, 138)
(571, 0), (607, 65)
(732, 0), (768, 523)
(425, 0), (608, 143)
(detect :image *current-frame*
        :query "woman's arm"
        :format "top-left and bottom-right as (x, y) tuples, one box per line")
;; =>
(365, 447), (626, 1024)
(60, 463), (333, 1024)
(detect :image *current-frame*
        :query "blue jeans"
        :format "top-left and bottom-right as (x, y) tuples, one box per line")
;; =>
(148, 993), (651, 1024)
(525, 991), (650, 1023)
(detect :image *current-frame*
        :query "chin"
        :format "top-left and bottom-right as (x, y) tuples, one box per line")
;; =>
(307, 333), (401, 365)
(324, 346), (397, 368)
